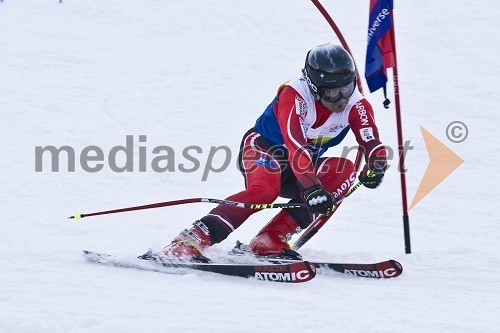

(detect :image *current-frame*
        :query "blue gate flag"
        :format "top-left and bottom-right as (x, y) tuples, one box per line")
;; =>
(365, 0), (396, 93)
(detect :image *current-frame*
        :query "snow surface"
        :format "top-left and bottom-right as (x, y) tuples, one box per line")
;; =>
(1, 0), (499, 332)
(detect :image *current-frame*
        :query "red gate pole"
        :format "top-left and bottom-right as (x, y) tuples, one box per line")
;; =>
(390, 15), (411, 254)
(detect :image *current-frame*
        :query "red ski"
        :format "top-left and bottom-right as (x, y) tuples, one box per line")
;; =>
(313, 260), (403, 279)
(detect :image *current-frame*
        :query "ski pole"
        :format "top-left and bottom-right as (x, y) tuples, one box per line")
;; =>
(293, 181), (362, 250)
(68, 182), (362, 221)
(68, 198), (308, 220)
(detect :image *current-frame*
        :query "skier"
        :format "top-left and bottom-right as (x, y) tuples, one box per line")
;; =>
(163, 43), (388, 261)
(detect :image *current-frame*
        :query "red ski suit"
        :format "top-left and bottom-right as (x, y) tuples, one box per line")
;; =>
(200, 81), (385, 244)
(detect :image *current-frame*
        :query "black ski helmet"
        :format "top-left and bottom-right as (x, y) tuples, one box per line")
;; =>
(304, 43), (356, 100)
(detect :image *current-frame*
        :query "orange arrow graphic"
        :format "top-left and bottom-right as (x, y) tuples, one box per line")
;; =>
(409, 126), (464, 210)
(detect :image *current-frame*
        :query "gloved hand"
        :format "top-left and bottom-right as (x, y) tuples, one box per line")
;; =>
(300, 184), (334, 216)
(359, 147), (388, 189)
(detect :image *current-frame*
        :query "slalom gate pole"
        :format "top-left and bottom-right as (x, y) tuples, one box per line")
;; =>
(390, 12), (411, 254)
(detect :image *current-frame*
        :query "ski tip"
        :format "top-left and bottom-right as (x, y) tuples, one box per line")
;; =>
(389, 259), (403, 275)
(373, 259), (403, 278)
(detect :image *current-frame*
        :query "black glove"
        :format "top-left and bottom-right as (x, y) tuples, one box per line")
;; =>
(300, 184), (334, 216)
(359, 166), (384, 189)
(359, 147), (388, 189)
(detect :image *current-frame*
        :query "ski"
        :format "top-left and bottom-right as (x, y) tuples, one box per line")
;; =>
(83, 250), (403, 280)
(259, 258), (403, 279)
(312, 260), (403, 279)
(228, 242), (403, 279)
(83, 250), (316, 283)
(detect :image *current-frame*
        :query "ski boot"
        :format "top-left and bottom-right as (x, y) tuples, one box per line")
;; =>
(232, 210), (304, 261)
(229, 240), (302, 263)
(160, 220), (213, 263)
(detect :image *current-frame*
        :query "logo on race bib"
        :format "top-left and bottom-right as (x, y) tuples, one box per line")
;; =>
(329, 124), (346, 133)
(295, 97), (308, 119)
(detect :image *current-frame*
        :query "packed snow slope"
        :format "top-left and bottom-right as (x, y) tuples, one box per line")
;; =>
(1, 0), (499, 332)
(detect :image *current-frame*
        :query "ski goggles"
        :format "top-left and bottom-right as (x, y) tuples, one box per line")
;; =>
(318, 80), (356, 103)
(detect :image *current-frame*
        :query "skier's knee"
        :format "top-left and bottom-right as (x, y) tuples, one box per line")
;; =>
(247, 182), (280, 204)
(318, 158), (356, 198)
(333, 158), (355, 176)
